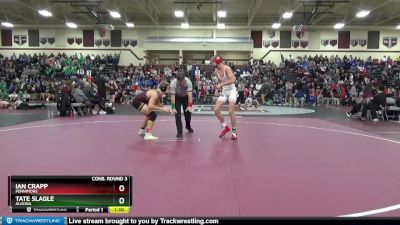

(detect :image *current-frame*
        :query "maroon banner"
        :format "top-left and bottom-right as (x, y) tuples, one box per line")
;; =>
(75, 38), (82, 45)
(48, 37), (55, 44)
(292, 40), (299, 48)
(300, 41), (308, 48)
(359, 39), (367, 47)
(83, 30), (94, 47)
(40, 37), (47, 45)
(129, 40), (137, 47)
(102, 39), (110, 47)
(95, 39), (102, 47)
(271, 40), (279, 48)
(251, 30), (262, 48)
(338, 31), (350, 49)
(1, 29), (12, 46)
(123, 40), (129, 47)
(67, 38), (74, 45)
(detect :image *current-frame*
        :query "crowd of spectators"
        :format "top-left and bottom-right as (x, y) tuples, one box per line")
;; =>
(1, 52), (400, 120)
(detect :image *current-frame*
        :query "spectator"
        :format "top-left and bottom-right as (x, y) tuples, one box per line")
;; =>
(347, 85), (387, 121)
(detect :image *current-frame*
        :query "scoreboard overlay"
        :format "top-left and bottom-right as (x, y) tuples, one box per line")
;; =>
(8, 176), (132, 213)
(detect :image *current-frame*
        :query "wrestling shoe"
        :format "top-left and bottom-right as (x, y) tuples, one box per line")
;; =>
(186, 126), (194, 133)
(219, 125), (231, 138)
(138, 128), (145, 135)
(144, 133), (158, 140)
(231, 132), (237, 140)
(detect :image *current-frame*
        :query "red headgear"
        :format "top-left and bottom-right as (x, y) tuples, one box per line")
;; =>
(213, 56), (223, 64)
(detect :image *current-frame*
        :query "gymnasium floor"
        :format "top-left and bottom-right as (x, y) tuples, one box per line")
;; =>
(1, 105), (400, 217)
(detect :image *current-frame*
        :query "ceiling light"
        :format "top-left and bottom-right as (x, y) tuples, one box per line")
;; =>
(217, 10), (226, 18)
(38, 9), (52, 17)
(66, 22), (77, 28)
(174, 10), (184, 17)
(181, 23), (189, 29)
(109, 11), (121, 18)
(282, 12), (293, 19)
(217, 23), (225, 29)
(126, 22), (134, 28)
(334, 23), (345, 29)
(396, 25), (400, 29)
(272, 23), (281, 29)
(356, 10), (370, 18)
(1, 22), (13, 28)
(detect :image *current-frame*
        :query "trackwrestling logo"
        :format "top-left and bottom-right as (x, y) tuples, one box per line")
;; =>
(2, 217), (65, 225)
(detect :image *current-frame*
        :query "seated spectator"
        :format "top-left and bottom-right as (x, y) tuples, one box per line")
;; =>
(9, 92), (18, 101)
(339, 85), (348, 105)
(14, 100), (46, 110)
(258, 81), (268, 105)
(21, 91), (30, 102)
(0, 99), (45, 110)
(0, 100), (12, 109)
(315, 86), (322, 105)
(273, 93), (283, 105)
(307, 89), (317, 106)
(347, 85), (387, 121)
(294, 89), (305, 107)
(48, 83), (56, 102)
(244, 95), (258, 108)
(322, 88), (332, 105)
(330, 89), (340, 106)
(72, 83), (88, 103)
(0, 80), (8, 99)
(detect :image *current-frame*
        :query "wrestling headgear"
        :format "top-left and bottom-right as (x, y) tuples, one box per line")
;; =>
(213, 56), (223, 64)
(159, 81), (169, 92)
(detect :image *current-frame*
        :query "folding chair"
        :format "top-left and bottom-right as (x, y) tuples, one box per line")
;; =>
(386, 97), (400, 120)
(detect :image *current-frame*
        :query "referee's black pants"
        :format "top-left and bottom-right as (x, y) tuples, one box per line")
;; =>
(175, 95), (192, 135)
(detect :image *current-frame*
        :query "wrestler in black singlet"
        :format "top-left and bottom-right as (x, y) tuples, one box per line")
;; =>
(132, 91), (149, 111)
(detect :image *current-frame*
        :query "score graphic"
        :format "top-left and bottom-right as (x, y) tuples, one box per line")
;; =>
(8, 176), (132, 213)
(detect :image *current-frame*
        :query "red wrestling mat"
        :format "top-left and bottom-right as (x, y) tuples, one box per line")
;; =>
(1, 115), (400, 217)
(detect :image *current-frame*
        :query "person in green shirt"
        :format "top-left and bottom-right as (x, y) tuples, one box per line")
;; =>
(0, 80), (8, 99)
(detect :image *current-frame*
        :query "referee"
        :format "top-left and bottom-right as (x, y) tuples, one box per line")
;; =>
(171, 71), (194, 137)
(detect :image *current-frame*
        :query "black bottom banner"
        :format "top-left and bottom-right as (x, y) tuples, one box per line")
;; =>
(2, 217), (400, 225)
(65, 218), (400, 225)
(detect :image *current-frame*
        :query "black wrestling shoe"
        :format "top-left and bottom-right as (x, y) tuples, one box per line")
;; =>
(186, 126), (194, 133)
(176, 133), (183, 138)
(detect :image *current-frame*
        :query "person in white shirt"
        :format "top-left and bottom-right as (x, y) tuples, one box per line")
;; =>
(255, 80), (263, 95)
